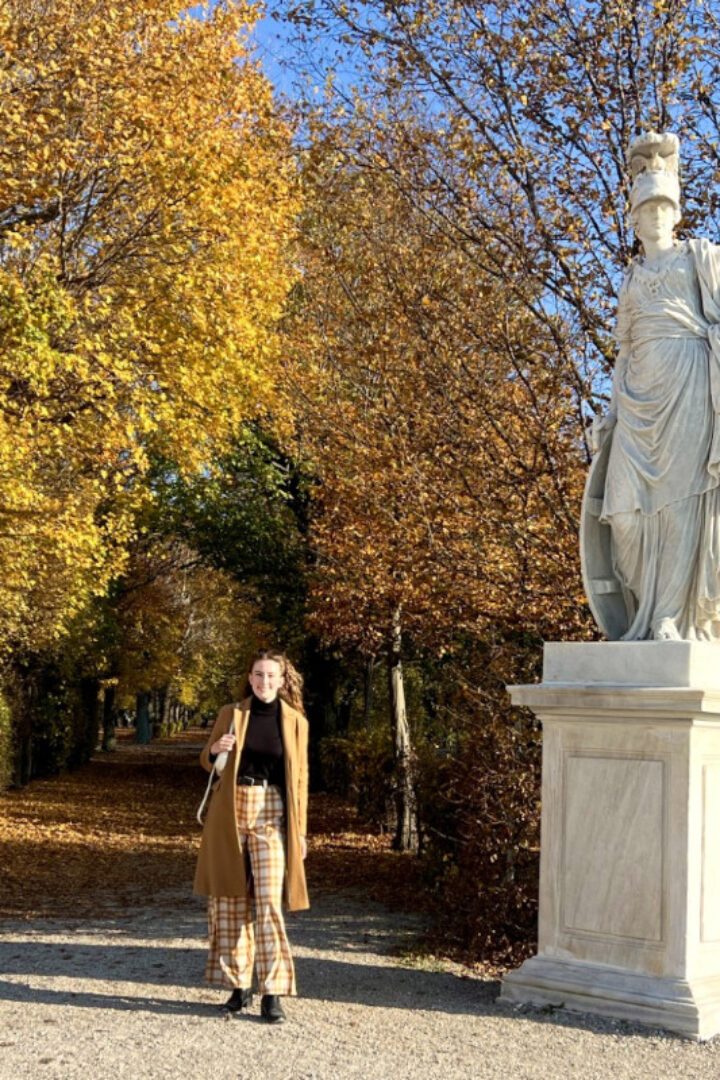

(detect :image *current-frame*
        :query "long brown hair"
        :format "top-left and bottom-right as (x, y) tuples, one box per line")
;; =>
(243, 649), (305, 715)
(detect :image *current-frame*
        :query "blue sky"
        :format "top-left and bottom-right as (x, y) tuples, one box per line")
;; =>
(185, 1), (357, 102)
(250, 11), (299, 94)
(187, 2), (297, 88)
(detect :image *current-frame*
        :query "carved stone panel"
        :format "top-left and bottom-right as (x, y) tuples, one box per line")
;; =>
(562, 753), (665, 943)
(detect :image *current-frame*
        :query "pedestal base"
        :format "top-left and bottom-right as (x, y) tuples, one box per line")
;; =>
(502, 956), (720, 1041)
(501, 642), (720, 1040)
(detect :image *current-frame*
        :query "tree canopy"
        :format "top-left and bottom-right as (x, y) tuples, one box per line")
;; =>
(0, 0), (298, 654)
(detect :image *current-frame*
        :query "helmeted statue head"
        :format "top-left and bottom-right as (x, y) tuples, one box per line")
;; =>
(627, 130), (681, 212)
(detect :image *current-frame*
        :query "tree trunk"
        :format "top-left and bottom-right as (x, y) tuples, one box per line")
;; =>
(135, 691), (151, 744)
(101, 685), (117, 752)
(388, 607), (418, 851)
(73, 677), (100, 767)
(5, 663), (33, 786)
(363, 655), (375, 729)
(155, 684), (172, 736)
(151, 688), (161, 738)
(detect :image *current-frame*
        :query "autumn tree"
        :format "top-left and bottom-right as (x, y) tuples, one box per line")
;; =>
(273, 0), (720, 950)
(149, 424), (311, 650)
(112, 537), (269, 733)
(0, 0), (299, 783)
(0, 0), (299, 657)
(281, 112), (589, 849)
(279, 0), (720, 423)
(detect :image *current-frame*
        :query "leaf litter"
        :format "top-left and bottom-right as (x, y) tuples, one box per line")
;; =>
(0, 727), (427, 923)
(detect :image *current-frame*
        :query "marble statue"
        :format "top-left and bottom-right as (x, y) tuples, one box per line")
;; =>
(585, 131), (720, 641)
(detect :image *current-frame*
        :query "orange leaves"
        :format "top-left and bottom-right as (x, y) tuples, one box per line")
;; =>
(0, 731), (203, 918)
(113, 537), (268, 709)
(282, 104), (593, 653)
(278, 33), (590, 943)
(0, 730), (425, 920)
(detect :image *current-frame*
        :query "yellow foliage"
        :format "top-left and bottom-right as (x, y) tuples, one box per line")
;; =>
(113, 538), (269, 711)
(0, 1), (299, 652)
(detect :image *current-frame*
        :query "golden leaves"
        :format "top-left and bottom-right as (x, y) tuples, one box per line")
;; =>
(282, 106), (592, 653)
(0, 731), (203, 918)
(0, 732), (423, 920)
(0, 1), (299, 654)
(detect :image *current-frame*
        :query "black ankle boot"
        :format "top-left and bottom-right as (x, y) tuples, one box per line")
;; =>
(221, 987), (252, 1013)
(260, 994), (286, 1024)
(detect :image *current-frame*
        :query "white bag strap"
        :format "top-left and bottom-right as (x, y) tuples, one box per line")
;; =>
(196, 715), (235, 826)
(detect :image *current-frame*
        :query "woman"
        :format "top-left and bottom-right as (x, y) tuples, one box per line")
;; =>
(194, 649), (309, 1023)
(594, 131), (720, 640)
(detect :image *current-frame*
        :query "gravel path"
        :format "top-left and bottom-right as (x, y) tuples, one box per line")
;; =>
(1, 888), (719, 1080)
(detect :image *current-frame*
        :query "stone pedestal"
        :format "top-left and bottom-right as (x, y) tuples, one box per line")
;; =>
(500, 641), (720, 1040)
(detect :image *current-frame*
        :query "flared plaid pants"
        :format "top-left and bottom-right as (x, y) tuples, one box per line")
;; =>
(205, 784), (296, 996)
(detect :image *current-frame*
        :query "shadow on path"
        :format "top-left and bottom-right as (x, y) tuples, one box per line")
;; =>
(0, 895), (496, 1018)
(0, 905), (685, 1042)
(0, 956), (496, 1017)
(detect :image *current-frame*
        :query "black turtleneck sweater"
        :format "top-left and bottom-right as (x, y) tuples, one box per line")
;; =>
(237, 695), (285, 788)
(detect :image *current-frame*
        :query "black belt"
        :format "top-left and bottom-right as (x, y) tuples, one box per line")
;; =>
(237, 776), (270, 787)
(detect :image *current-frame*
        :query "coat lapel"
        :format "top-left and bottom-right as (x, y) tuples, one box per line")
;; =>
(280, 699), (295, 780)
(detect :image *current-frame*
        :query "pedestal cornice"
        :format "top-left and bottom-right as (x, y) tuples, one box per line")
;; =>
(508, 683), (720, 719)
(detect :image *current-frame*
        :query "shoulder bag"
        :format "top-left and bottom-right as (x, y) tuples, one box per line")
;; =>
(196, 715), (235, 826)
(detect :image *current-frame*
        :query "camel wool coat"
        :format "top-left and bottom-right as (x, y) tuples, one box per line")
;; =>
(193, 697), (309, 911)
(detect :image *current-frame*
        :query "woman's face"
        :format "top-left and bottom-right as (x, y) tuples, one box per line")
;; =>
(633, 198), (677, 247)
(249, 659), (284, 703)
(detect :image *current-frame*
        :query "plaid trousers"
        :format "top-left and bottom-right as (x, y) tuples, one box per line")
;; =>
(205, 784), (296, 996)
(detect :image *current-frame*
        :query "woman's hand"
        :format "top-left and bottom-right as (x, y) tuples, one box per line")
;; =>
(300, 836), (307, 860)
(211, 733), (236, 756)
